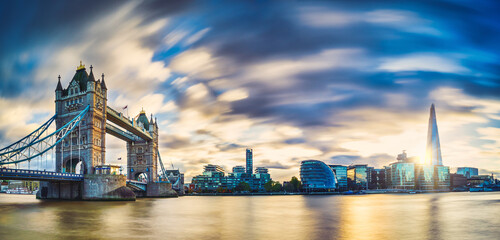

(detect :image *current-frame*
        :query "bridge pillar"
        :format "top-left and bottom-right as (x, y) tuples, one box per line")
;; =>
(36, 181), (82, 200)
(82, 174), (135, 201)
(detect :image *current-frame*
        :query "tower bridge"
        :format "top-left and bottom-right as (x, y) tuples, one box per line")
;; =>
(0, 62), (178, 200)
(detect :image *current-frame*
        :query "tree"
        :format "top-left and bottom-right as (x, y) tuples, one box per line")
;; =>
(264, 181), (274, 192)
(272, 182), (283, 192)
(290, 176), (302, 192)
(284, 182), (294, 192)
(235, 181), (251, 192)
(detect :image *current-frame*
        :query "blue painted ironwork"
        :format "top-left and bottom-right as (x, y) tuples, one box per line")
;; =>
(158, 151), (170, 183)
(0, 168), (83, 181)
(0, 105), (90, 166)
(0, 114), (56, 156)
(126, 180), (147, 191)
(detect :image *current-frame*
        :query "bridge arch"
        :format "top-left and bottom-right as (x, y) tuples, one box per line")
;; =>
(63, 156), (87, 174)
(134, 172), (148, 182)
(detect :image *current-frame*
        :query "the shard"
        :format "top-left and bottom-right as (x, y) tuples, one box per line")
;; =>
(425, 104), (443, 165)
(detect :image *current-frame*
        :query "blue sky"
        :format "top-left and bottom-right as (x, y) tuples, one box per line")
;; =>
(0, 0), (499, 181)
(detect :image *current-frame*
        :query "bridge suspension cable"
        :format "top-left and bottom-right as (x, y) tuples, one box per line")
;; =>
(0, 105), (90, 167)
(157, 151), (170, 183)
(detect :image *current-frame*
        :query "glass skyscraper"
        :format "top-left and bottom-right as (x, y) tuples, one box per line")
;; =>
(426, 104), (443, 166)
(246, 148), (253, 175)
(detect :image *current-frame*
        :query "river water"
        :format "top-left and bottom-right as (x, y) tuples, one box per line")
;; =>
(0, 192), (499, 240)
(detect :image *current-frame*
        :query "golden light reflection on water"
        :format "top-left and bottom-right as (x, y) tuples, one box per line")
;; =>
(1, 193), (499, 240)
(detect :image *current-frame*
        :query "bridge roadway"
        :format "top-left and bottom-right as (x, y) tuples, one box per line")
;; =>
(0, 168), (83, 182)
(106, 106), (152, 141)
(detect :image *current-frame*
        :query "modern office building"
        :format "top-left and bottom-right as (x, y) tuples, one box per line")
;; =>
(390, 161), (415, 190)
(300, 160), (337, 191)
(456, 167), (479, 178)
(246, 148), (253, 175)
(347, 165), (369, 190)
(329, 165), (348, 191)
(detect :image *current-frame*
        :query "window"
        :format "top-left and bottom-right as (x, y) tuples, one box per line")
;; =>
(137, 147), (143, 154)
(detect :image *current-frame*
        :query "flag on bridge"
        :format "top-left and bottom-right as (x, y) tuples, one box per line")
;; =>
(123, 105), (128, 110)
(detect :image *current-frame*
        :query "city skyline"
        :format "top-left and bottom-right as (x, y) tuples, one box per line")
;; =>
(1, 1), (500, 181)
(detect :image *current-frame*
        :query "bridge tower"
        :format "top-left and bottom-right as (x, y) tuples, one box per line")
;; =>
(54, 62), (107, 174)
(127, 111), (158, 182)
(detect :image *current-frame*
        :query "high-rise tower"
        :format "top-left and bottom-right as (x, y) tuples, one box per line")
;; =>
(425, 104), (443, 166)
(246, 148), (253, 175)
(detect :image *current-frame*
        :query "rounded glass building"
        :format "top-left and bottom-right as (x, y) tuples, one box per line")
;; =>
(300, 160), (337, 191)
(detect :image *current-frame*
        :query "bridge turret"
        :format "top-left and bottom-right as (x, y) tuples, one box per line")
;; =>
(127, 108), (159, 183)
(55, 62), (107, 175)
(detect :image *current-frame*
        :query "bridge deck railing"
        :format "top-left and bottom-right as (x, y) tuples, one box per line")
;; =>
(0, 168), (83, 180)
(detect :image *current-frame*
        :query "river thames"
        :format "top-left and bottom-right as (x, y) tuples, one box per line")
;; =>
(0, 192), (499, 240)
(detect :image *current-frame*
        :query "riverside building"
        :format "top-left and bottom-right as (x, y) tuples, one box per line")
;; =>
(300, 160), (337, 191)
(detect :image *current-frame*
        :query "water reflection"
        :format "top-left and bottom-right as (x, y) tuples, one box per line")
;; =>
(1, 193), (499, 240)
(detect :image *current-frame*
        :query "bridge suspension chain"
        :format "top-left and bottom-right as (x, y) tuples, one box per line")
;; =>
(157, 151), (170, 183)
(0, 115), (56, 157)
(0, 105), (90, 167)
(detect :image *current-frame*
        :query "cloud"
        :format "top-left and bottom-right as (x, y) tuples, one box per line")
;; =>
(378, 54), (468, 73)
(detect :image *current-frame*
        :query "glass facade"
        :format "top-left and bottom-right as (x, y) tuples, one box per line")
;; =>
(329, 165), (348, 191)
(347, 165), (368, 190)
(416, 165), (434, 190)
(435, 166), (450, 190)
(300, 160), (337, 191)
(456, 167), (478, 178)
(390, 162), (415, 189)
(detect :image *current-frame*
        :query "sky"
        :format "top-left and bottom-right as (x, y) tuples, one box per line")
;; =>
(0, 0), (499, 181)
